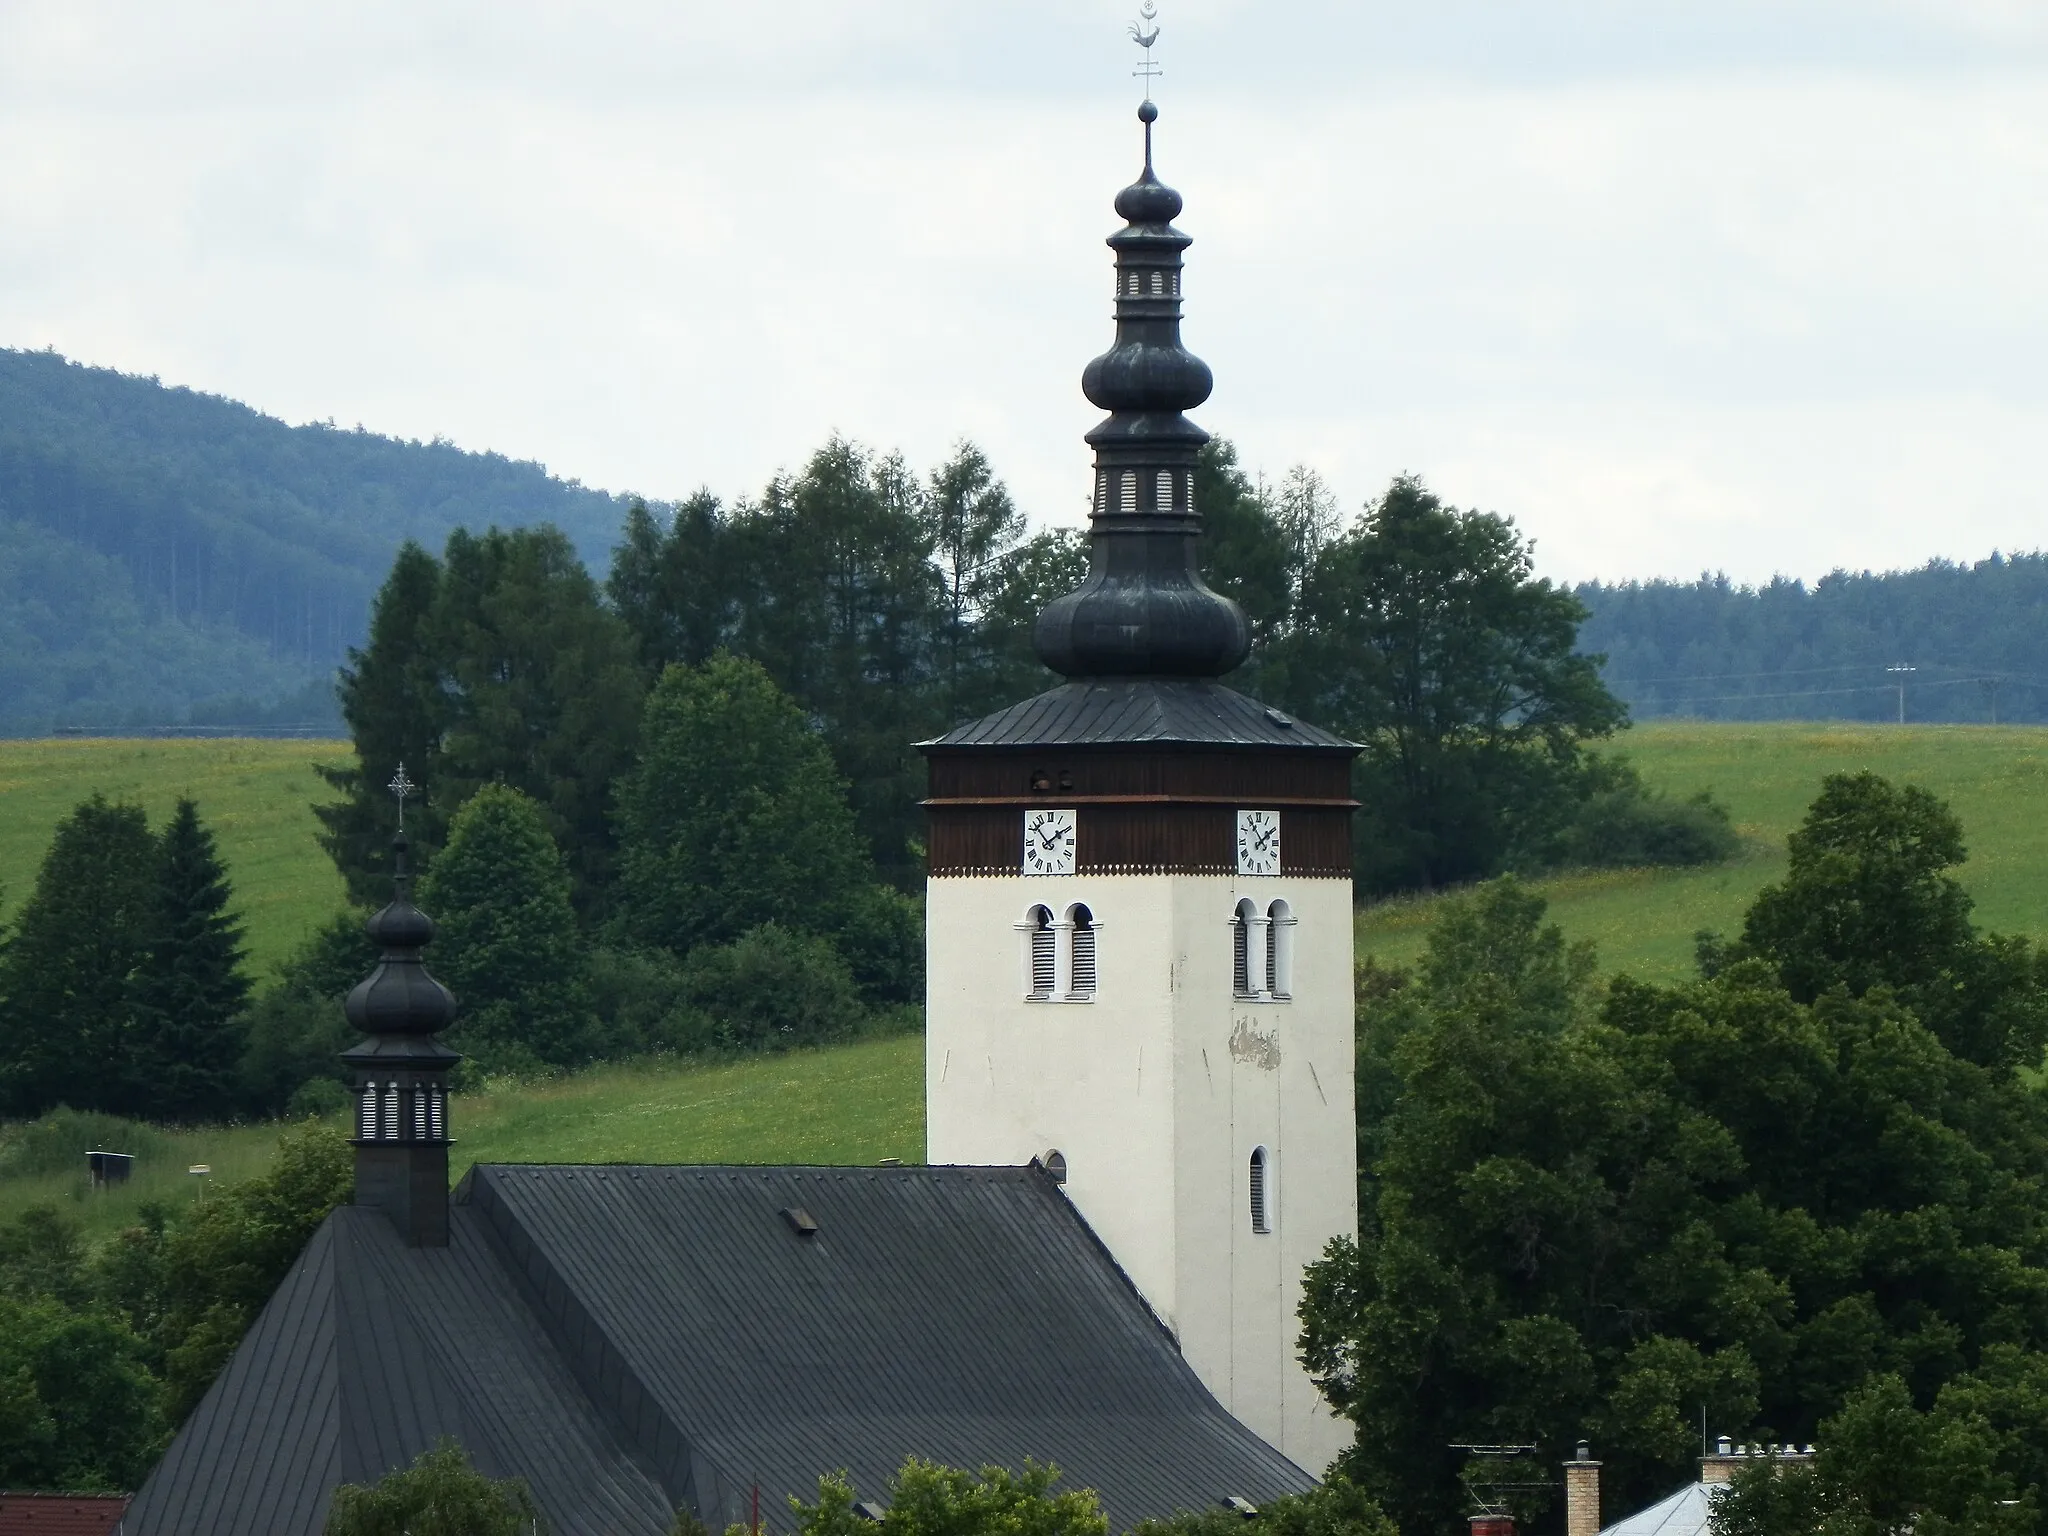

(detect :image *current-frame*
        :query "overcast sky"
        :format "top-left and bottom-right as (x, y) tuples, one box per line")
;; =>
(3, 1), (2044, 585)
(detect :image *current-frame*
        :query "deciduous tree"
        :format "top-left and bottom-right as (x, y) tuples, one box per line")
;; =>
(417, 784), (594, 1071)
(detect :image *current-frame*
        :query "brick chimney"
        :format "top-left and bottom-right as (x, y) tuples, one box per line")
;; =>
(1564, 1443), (1601, 1536)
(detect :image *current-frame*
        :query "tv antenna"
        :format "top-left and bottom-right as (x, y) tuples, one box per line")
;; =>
(1129, 1), (1162, 96)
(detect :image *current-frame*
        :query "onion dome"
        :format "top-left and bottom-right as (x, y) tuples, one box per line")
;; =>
(342, 835), (458, 1044)
(1034, 101), (1251, 680)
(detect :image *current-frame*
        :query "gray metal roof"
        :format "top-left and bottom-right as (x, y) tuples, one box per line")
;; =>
(125, 1165), (1315, 1536)
(923, 680), (1356, 752)
(1601, 1482), (1714, 1536)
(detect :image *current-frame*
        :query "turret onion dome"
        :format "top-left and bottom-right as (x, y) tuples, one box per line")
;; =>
(343, 835), (458, 1042)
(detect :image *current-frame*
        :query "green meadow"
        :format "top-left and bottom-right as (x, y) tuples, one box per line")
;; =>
(0, 1035), (926, 1241)
(1359, 722), (2048, 982)
(0, 737), (352, 977)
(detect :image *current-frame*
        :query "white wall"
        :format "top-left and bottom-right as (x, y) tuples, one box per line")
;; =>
(926, 872), (1357, 1474)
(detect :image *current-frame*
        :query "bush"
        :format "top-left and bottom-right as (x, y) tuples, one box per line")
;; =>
(667, 925), (869, 1053)
(1533, 755), (1739, 870)
(325, 1437), (545, 1536)
(788, 1458), (1105, 1536)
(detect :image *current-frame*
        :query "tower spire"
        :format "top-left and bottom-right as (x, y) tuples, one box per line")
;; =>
(340, 766), (460, 1247)
(1032, 30), (1251, 682)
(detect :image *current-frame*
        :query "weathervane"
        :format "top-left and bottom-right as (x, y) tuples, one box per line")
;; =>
(387, 761), (416, 832)
(1129, 1), (1161, 97)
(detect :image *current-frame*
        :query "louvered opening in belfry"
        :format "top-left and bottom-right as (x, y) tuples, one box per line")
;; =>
(1231, 898), (1256, 996)
(1156, 470), (1173, 511)
(1120, 472), (1138, 514)
(1027, 905), (1056, 998)
(1068, 904), (1097, 999)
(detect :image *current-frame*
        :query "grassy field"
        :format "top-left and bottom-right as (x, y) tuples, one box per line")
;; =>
(0, 1035), (926, 1242)
(1359, 722), (2048, 982)
(0, 738), (351, 976)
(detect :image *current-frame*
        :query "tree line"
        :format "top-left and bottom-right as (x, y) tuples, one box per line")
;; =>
(1579, 555), (2048, 724)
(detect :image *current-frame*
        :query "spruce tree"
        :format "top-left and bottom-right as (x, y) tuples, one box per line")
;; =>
(126, 798), (252, 1122)
(315, 540), (449, 907)
(0, 796), (156, 1116)
(416, 784), (591, 1071)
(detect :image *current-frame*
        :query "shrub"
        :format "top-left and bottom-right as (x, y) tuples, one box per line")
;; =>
(1534, 755), (1739, 870)
(325, 1437), (545, 1536)
(667, 925), (868, 1053)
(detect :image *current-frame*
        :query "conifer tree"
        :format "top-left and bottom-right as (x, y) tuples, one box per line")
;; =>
(0, 795), (156, 1117)
(126, 798), (252, 1122)
(315, 540), (450, 907)
(417, 783), (592, 1071)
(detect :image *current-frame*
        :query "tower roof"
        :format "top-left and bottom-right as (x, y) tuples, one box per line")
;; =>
(340, 833), (458, 1065)
(1033, 102), (1251, 682)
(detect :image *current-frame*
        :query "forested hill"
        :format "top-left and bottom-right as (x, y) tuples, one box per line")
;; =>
(1578, 556), (2048, 723)
(0, 348), (633, 733)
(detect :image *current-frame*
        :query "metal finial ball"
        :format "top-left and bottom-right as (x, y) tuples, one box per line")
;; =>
(1138, 99), (1158, 123)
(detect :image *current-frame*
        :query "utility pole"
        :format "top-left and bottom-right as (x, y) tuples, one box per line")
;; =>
(1888, 664), (1916, 724)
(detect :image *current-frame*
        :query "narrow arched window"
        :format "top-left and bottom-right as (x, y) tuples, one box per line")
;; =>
(382, 1082), (400, 1141)
(428, 1087), (446, 1140)
(1094, 472), (1107, 516)
(1249, 1146), (1271, 1234)
(1232, 898), (1256, 996)
(1150, 270), (1164, 295)
(357, 1083), (377, 1141)
(1120, 472), (1138, 514)
(1266, 899), (1295, 1000)
(1024, 906), (1056, 999)
(411, 1083), (430, 1141)
(1067, 904), (1097, 999)
(1156, 470), (1174, 511)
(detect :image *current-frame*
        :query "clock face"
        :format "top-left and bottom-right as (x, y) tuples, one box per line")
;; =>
(1236, 808), (1281, 876)
(1022, 808), (1077, 876)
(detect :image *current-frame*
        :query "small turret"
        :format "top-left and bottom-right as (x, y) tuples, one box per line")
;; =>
(340, 821), (459, 1248)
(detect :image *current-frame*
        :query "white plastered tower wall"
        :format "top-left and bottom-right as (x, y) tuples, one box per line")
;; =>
(926, 870), (1357, 1474)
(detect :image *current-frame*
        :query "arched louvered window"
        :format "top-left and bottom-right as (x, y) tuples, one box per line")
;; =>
(381, 1082), (400, 1142)
(1156, 470), (1174, 511)
(1150, 269), (1164, 295)
(1120, 472), (1138, 514)
(1024, 906), (1056, 999)
(1266, 899), (1295, 1000)
(411, 1083), (430, 1140)
(1067, 904), (1096, 999)
(1249, 1146), (1271, 1234)
(1171, 270), (1181, 296)
(1232, 898), (1256, 996)
(1094, 472), (1107, 515)
(357, 1083), (377, 1141)
(428, 1088), (446, 1140)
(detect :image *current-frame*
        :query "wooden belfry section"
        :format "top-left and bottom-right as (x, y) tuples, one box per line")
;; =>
(923, 683), (1357, 876)
(921, 99), (1358, 871)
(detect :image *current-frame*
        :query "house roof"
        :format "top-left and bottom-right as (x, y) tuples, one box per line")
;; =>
(921, 679), (1356, 753)
(1600, 1482), (1715, 1536)
(0, 1494), (131, 1536)
(124, 1164), (1315, 1536)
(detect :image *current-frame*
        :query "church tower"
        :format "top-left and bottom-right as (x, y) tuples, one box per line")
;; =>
(921, 100), (1360, 1473)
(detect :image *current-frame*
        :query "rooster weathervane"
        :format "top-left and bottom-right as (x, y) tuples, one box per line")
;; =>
(1129, 1), (1162, 95)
